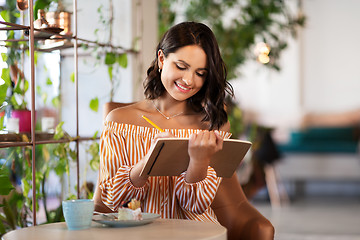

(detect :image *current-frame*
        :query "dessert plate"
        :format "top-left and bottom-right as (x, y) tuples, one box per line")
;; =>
(92, 213), (160, 227)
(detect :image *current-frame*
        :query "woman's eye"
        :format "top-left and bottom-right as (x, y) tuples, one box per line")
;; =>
(175, 64), (186, 70)
(196, 72), (206, 77)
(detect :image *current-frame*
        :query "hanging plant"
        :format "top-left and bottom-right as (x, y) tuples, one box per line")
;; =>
(80, 0), (130, 110)
(159, 0), (305, 79)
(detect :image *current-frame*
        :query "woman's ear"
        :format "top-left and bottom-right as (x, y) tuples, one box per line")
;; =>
(157, 49), (164, 69)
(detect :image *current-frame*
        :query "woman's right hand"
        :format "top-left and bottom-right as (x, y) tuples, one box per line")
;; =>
(152, 131), (175, 144)
(130, 131), (175, 187)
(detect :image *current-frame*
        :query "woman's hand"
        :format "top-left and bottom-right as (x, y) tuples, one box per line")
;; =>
(130, 131), (175, 187)
(185, 130), (223, 183)
(152, 131), (175, 144)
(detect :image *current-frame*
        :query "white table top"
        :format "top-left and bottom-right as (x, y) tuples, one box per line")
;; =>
(2, 219), (227, 240)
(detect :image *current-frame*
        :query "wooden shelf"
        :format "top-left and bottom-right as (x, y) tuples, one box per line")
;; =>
(0, 132), (98, 148)
(38, 39), (73, 52)
(0, 21), (29, 31)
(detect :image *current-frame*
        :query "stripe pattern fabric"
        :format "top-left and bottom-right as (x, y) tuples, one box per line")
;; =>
(99, 121), (232, 223)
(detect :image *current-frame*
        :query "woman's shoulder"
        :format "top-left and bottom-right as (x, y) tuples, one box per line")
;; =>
(105, 101), (151, 126)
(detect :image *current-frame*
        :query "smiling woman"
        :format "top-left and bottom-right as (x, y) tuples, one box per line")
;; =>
(96, 21), (274, 240)
(144, 21), (232, 130)
(157, 45), (207, 102)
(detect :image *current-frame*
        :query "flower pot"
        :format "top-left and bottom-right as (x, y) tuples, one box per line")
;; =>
(45, 11), (72, 35)
(11, 110), (33, 133)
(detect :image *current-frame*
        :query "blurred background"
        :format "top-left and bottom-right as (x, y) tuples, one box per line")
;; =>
(1, 0), (360, 239)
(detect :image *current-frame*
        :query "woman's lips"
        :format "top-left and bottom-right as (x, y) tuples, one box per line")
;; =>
(175, 82), (191, 92)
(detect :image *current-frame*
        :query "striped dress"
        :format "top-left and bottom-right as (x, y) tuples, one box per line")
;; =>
(99, 121), (232, 223)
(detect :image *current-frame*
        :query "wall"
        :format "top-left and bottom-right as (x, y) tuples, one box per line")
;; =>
(132, 0), (158, 101)
(60, 0), (134, 137)
(231, 0), (360, 137)
(302, 0), (360, 113)
(60, 0), (157, 136)
(58, 0), (157, 193)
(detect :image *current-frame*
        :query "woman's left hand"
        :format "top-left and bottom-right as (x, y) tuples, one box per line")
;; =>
(185, 130), (223, 183)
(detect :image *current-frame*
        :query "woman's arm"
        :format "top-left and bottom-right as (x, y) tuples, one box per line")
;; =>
(99, 124), (149, 211)
(175, 122), (231, 214)
(185, 130), (223, 183)
(176, 167), (222, 214)
(185, 121), (230, 183)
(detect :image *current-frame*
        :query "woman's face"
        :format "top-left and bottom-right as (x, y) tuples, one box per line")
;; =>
(158, 45), (208, 102)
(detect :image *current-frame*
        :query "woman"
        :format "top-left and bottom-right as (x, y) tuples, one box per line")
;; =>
(99, 21), (234, 222)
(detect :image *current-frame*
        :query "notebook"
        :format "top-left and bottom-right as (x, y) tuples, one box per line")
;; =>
(140, 138), (252, 178)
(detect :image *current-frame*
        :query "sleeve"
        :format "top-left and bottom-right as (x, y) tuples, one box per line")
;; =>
(99, 125), (149, 211)
(174, 166), (222, 215)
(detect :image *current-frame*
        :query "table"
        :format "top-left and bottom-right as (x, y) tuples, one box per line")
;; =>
(2, 219), (227, 240)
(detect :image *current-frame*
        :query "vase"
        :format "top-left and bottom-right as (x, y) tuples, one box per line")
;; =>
(11, 110), (33, 133)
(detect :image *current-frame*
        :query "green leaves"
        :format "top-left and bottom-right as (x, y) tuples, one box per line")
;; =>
(105, 52), (128, 68)
(88, 141), (100, 171)
(117, 53), (128, 68)
(53, 122), (65, 140)
(104, 52), (128, 101)
(89, 97), (99, 112)
(21, 178), (30, 199)
(105, 52), (116, 65)
(70, 72), (75, 83)
(13, 77), (29, 95)
(0, 68), (10, 104)
(0, 164), (15, 222)
(0, 168), (14, 196)
(34, 0), (55, 20)
(1, 53), (8, 62)
(0, 176), (14, 195)
(51, 96), (60, 108)
(87, 131), (100, 171)
(107, 66), (113, 81)
(0, 10), (9, 22)
(46, 77), (52, 85)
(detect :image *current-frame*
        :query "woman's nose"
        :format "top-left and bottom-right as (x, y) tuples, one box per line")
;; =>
(182, 71), (194, 85)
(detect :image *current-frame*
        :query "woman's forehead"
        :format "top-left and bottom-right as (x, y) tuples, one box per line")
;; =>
(169, 45), (207, 69)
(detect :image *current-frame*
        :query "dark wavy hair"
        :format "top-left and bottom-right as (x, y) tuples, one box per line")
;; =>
(143, 21), (233, 130)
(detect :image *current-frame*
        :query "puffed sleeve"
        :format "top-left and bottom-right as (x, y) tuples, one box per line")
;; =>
(174, 166), (222, 214)
(99, 123), (149, 211)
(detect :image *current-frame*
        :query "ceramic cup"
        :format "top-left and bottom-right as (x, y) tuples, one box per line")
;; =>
(41, 117), (55, 133)
(62, 199), (94, 230)
(7, 118), (19, 133)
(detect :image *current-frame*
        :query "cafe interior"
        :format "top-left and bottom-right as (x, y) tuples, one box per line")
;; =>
(1, 0), (360, 239)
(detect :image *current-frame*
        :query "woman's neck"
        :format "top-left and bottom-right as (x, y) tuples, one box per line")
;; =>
(151, 97), (188, 118)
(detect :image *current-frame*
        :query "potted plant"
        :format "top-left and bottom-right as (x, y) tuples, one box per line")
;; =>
(0, 68), (10, 130)
(1, 0), (33, 133)
(8, 61), (32, 133)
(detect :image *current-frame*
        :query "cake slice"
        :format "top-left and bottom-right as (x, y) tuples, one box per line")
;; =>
(118, 199), (142, 220)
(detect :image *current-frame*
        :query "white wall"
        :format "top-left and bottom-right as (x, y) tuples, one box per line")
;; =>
(232, 0), (360, 135)
(132, 0), (158, 101)
(60, 0), (157, 137)
(60, 0), (134, 137)
(58, 0), (157, 193)
(302, 0), (360, 113)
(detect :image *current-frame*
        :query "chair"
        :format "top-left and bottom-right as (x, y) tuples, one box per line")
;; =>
(94, 102), (275, 240)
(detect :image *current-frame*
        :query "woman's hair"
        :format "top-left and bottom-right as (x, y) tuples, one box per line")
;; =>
(143, 21), (233, 130)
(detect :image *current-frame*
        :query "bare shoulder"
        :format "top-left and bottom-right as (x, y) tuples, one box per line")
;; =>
(105, 101), (150, 126)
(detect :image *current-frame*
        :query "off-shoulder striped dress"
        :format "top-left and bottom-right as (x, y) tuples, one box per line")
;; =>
(99, 121), (232, 223)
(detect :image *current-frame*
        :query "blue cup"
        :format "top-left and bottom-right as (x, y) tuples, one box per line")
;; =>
(62, 199), (94, 230)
